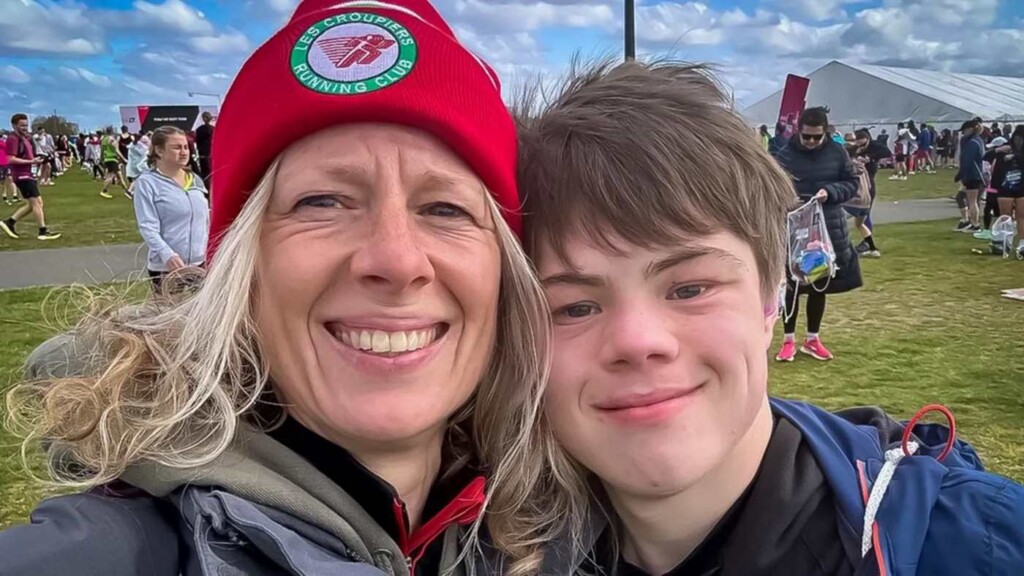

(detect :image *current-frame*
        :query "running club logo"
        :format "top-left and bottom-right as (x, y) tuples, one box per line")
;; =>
(290, 12), (418, 95)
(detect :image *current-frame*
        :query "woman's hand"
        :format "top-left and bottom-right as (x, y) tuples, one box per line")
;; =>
(166, 254), (186, 271)
(815, 189), (829, 203)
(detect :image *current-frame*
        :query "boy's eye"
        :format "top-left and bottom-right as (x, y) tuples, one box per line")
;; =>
(553, 302), (600, 322)
(668, 285), (705, 301)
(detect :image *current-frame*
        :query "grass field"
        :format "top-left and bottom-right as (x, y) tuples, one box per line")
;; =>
(1, 219), (1023, 528)
(0, 165), (955, 253)
(0, 167), (140, 252)
(873, 168), (961, 201)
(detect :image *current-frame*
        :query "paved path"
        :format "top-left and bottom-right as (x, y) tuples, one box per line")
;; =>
(0, 198), (961, 290)
(0, 243), (148, 289)
(870, 198), (958, 225)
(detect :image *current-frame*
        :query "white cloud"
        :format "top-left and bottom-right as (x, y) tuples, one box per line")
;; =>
(774, 0), (869, 21)
(128, 0), (214, 35)
(447, 1), (615, 33)
(2, 64), (30, 84)
(188, 29), (252, 54)
(745, 16), (850, 57)
(0, 1), (105, 56)
(454, 26), (541, 65)
(636, 2), (724, 46)
(58, 67), (113, 88)
(719, 9), (780, 28)
(254, 0), (299, 15)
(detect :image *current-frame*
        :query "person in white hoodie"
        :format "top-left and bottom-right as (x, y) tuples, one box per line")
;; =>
(124, 134), (150, 200)
(131, 126), (208, 290)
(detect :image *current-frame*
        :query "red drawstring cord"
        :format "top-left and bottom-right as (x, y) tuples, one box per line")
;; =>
(901, 404), (957, 462)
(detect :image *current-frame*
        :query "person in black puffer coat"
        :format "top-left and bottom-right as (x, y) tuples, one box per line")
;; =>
(773, 107), (861, 362)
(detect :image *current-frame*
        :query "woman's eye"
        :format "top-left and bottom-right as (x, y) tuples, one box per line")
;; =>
(296, 195), (342, 209)
(423, 202), (470, 219)
(555, 302), (600, 320)
(668, 285), (705, 301)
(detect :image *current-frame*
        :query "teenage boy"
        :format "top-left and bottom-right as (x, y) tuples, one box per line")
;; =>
(0, 114), (61, 241)
(516, 61), (1024, 576)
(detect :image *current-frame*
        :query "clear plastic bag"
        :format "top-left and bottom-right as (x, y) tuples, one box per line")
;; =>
(787, 199), (837, 288)
(991, 215), (1016, 258)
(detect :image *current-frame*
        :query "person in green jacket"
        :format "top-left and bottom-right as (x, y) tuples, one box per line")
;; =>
(99, 125), (127, 199)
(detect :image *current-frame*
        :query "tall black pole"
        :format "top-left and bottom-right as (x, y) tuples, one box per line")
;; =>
(624, 0), (635, 61)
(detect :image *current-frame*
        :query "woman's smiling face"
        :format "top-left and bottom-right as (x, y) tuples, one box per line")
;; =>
(256, 123), (501, 453)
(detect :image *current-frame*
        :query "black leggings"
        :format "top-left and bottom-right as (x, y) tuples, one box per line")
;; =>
(784, 288), (827, 334)
(984, 193), (1001, 229)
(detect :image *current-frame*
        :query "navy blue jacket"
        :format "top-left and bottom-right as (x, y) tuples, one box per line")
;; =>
(772, 399), (1024, 576)
(956, 134), (986, 184)
(775, 138), (862, 294)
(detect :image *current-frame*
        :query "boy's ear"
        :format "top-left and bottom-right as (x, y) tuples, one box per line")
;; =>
(763, 292), (779, 348)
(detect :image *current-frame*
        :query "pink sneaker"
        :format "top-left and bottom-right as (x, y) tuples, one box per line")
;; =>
(775, 340), (797, 362)
(800, 338), (833, 361)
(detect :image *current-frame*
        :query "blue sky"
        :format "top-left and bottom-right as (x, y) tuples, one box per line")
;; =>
(1, 0), (1022, 130)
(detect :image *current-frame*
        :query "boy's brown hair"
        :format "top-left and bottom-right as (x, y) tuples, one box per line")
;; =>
(516, 59), (796, 300)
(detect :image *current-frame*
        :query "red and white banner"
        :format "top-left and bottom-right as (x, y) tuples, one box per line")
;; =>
(777, 75), (810, 139)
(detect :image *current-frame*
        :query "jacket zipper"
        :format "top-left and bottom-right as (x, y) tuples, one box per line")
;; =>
(187, 184), (195, 266)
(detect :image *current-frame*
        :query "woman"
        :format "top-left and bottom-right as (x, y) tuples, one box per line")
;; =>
(890, 123), (911, 181)
(0, 132), (12, 205)
(131, 126), (208, 289)
(775, 106), (861, 361)
(936, 128), (950, 169)
(2, 1), (564, 575)
(759, 124), (770, 151)
(991, 126), (1024, 257)
(124, 133), (149, 199)
(83, 131), (102, 179)
(54, 134), (70, 175)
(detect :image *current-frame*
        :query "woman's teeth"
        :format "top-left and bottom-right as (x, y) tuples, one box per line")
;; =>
(334, 327), (438, 354)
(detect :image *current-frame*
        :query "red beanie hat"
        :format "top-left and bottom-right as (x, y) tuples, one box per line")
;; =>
(207, 0), (518, 261)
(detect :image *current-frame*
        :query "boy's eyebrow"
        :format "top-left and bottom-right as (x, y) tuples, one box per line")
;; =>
(540, 245), (746, 288)
(645, 246), (747, 278)
(540, 272), (605, 288)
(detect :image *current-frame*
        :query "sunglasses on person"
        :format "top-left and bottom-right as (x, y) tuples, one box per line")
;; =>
(800, 132), (825, 142)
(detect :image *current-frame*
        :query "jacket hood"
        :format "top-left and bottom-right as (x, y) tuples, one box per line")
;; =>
(120, 424), (407, 573)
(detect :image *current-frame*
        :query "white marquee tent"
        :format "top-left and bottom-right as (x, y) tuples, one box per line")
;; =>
(743, 61), (1024, 130)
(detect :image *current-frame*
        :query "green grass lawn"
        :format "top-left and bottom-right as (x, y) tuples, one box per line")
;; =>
(0, 167), (141, 252)
(1, 219), (1023, 529)
(874, 168), (960, 201)
(770, 219), (1024, 480)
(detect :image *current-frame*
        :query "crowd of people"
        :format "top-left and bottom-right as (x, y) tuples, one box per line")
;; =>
(754, 112), (1024, 358)
(0, 112), (216, 250)
(1, 1), (1023, 574)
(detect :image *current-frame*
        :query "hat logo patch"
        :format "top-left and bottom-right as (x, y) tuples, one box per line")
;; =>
(291, 12), (418, 95)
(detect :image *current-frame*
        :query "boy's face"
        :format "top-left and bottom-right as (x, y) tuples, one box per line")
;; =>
(538, 231), (775, 498)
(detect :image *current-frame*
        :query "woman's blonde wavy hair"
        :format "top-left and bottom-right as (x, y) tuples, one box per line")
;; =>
(6, 154), (591, 575)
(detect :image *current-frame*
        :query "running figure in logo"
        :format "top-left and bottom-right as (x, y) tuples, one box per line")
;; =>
(318, 34), (396, 69)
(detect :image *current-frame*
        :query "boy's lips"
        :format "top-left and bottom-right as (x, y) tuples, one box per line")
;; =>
(595, 386), (702, 411)
(594, 385), (705, 426)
